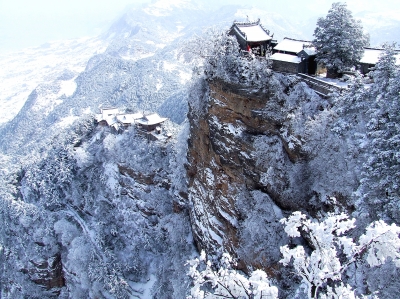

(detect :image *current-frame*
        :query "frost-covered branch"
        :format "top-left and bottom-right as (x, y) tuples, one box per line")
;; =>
(280, 212), (400, 298)
(187, 251), (278, 299)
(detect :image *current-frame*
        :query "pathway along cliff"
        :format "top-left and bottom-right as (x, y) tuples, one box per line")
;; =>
(185, 75), (356, 274)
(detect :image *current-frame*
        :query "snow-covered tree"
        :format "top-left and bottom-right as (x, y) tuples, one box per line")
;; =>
(181, 28), (271, 87)
(187, 251), (278, 299)
(358, 44), (400, 221)
(280, 212), (400, 299)
(313, 2), (369, 76)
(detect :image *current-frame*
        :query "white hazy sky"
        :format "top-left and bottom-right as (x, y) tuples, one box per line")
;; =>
(0, 0), (399, 53)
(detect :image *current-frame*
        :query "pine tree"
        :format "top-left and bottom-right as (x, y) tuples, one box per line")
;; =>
(313, 2), (369, 77)
(360, 44), (400, 221)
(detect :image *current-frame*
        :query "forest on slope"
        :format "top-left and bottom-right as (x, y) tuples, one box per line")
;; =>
(183, 26), (400, 298)
(1, 1), (400, 299)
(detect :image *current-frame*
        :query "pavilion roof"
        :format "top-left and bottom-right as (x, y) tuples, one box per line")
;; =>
(233, 19), (272, 42)
(136, 113), (168, 126)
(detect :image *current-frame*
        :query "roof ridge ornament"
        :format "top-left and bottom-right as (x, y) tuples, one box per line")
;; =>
(233, 18), (260, 27)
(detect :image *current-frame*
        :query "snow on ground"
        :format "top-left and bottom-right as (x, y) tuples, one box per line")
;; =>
(163, 61), (177, 71)
(179, 70), (192, 84)
(56, 115), (80, 129)
(120, 52), (155, 61)
(316, 75), (350, 88)
(60, 79), (77, 97)
(227, 123), (244, 136)
(0, 37), (107, 125)
(129, 274), (157, 299)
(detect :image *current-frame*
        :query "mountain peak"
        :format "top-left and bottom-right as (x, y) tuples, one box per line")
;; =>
(143, 0), (198, 17)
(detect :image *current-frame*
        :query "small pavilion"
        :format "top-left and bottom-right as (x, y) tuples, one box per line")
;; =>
(136, 113), (168, 133)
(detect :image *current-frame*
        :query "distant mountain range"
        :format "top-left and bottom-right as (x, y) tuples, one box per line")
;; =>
(356, 10), (400, 47)
(0, 1), (313, 155)
(0, 1), (399, 134)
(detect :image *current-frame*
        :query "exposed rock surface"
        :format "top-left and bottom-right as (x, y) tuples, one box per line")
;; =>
(187, 79), (294, 271)
(186, 77), (353, 273)
(24, 253), (65, 290)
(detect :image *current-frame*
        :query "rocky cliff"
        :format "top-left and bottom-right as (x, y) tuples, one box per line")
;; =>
(186, 76), (356, 272)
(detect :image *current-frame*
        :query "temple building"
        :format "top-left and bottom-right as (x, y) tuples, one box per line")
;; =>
(270, 38), (317, 74)
(229, 19), (275, 56)
(136, 113), (168, 133)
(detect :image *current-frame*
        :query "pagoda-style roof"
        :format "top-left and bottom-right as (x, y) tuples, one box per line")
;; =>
(231, 19), (272, 43)
(136, 113), (168, 126)
(274, 38), (316, 55)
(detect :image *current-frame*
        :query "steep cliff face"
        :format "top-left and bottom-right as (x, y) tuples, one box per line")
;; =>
(186, 76), (355, 271)
(187, 79), (287, 270)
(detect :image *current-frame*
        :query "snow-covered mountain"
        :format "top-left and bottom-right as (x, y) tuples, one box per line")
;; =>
(0, 1), (306, 156)
(0, 2), (309, 297)
(2, 1), (400, 298)
(356, 10), (400, 46)
(0, 38), (107, 125)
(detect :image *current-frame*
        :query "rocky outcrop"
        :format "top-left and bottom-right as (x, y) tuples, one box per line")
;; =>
(186, 78), (299, 271)
(186, 76), (349, 273)
(22, 253), (65, 291)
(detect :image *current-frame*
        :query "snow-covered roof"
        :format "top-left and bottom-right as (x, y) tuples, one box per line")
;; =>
(274, 38), (315, 55)
(103, 116), (118, 126)
(360, 48), (384, 64)
(95, 114), (103, 122)
(235, 25), (272, 42)
(101, 107), (119, 120)
(136, 113), (168, 126)
(360, 48), (400, 65)
(270, 53), (301, 64)
(233, 20), (272, 42)
(116, 113), (144, 124)
(301, 47), (317, 56)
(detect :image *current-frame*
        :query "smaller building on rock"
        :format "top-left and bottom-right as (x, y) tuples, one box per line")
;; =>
(229, 19), (275, 56)
(116, 112), (144, 128)
(96, 107), (119, 129)
(96, 108), (145, 132)
(136, 113), (168, 133)
(271, 38), (317, 74)
(136, 113), (169, 141)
